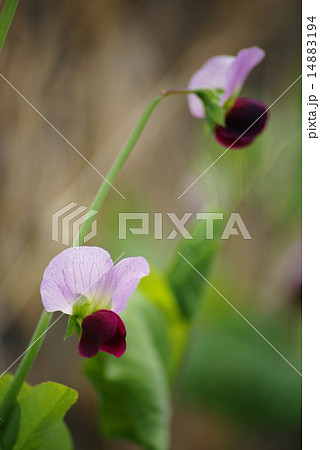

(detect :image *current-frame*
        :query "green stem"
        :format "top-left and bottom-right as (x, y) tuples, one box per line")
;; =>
(0, 93), (166, 428)
(75, 89), (200, 245)
(74, 94), (163, 246)
(162, 88), (195, 97)
(0, 310), (52, 428)
(0, 0), (19, 52)
(0, 88), (190, 432)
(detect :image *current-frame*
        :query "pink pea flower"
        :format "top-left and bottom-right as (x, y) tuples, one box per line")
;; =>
(188, 46), (269, 148)
(40, 246), (150, 358)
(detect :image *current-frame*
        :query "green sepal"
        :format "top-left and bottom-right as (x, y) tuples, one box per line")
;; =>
(194, 88), (226, 128)
(223, 89), (239, 111)
(64, 315), (82, 340)
(72, 294), (95, 319)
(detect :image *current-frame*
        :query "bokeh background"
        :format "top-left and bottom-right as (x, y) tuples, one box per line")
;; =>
(0, 0), (301, 449)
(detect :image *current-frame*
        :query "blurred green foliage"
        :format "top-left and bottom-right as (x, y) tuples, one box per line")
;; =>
(167, 219), (222, 318)
(84, 274), (184, 450)
(82, 60), (302, 449)
(181, 296), (301, 428)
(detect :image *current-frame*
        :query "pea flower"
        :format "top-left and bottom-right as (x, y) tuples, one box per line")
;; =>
(187, 46), (269, 148)
(40, 246), (150, 358)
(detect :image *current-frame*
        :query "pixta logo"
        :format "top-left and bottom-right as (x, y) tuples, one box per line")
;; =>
(52, 202), (98, 246)
(118, 212), (251, 240)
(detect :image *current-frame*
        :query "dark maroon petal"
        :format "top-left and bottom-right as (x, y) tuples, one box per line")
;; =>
(78, 310), (127, 358)
(100, 314), (126, 357)
(214, 97), (269, 149)
(78, 310), (118, 358)
(78, 332), (101, 358)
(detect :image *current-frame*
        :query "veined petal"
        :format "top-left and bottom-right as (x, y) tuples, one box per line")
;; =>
(110, 257), (150, 313)
(188, 55), (235, 118)
(221, 46), (265, 105)
(40, 246), (113, 314)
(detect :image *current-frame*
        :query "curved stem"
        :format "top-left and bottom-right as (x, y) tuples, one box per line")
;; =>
(0, 310), (52, 428)
(74, 90), (201, 246)
(0, 87), (192, 432)
(74, 94), (163, 246)
(0, 94), (165, 427)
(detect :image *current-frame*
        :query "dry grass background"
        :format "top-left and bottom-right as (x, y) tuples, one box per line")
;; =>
(0, 0), (300, 448)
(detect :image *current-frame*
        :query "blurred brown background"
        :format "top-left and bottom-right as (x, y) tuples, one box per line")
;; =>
(0, 0), (301, 449)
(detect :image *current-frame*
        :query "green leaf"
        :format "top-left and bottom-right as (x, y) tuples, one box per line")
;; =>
(167, 217), (222, 318)
(139, 268), (188, 380)
(0, 377), (78, 450)
(34, 421), (73, 450)
(84, 287), (185, 450)
(0, 374), (32, 401)
(0, 0), (20, 53)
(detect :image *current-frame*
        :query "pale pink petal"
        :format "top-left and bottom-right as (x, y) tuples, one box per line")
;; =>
(40, 247), (113, 314)
(187, 55), (235, 118)
(221, 46), (265, 105)
(110, 257), (150, 313)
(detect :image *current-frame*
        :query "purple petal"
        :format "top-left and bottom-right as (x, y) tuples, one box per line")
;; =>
(40, 247), (113, 314)
(100, 314), (126, 357)
(188, 55), (235, 118)
(110, 257), (150, 313)
(221, 46), (265, 105)
(214, 97), (269, 148)
(78, 310), (126, 358)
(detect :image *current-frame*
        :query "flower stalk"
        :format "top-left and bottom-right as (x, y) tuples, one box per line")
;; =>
(74, 94), (163, 246)
(0, 82), (224, 433)
(0, 91), (175, 430)
(0, 310), (52, 430)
